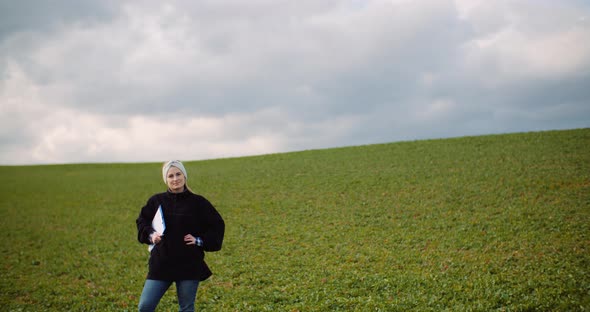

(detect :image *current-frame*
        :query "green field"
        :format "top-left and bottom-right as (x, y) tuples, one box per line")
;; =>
(1, 129), (589, 311)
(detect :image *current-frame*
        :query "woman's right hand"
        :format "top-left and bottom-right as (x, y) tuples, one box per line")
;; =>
(151, 233), (163, 244)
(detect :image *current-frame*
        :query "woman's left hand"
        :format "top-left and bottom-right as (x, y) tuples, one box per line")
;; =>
(184, 234), (198, 245)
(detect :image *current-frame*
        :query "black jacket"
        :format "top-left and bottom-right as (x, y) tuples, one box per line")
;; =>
(136, 188), (225, 281)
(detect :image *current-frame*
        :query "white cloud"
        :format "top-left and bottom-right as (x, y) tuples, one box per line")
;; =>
(23, 110), (286, 164)
(7, 104), (364, 164)
(463, 25), (590, 84)
(459, 1), (590, 85)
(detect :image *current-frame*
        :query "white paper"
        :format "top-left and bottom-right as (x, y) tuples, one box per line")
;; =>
(148, 205), (166, 251)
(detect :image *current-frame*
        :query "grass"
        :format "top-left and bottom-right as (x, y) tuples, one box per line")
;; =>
(0, 128), (589, 311)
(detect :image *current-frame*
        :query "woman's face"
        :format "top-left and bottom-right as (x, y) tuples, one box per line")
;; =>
(166, 166), (186, 193)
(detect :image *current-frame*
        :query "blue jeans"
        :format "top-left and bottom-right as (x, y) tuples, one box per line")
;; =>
(138, 279), (200, 312)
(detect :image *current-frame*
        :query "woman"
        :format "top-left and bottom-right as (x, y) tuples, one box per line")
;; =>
(136, 160), (225, 312)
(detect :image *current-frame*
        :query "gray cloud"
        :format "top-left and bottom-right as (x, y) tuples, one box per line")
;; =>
(1, 0), (589, 164)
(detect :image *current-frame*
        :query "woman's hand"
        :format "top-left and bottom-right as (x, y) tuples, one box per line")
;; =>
(184, 234), (199, 246)
(151, 233), (163, 244)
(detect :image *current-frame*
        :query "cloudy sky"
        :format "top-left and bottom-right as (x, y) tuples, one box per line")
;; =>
(1, 0), (589, 165)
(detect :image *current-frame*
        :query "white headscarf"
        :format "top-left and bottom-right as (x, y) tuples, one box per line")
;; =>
(162, 160), (188, 184)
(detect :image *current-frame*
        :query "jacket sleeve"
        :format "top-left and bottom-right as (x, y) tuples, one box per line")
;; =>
(200, 198), (225, 252)
(136, 196), (157, 245)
